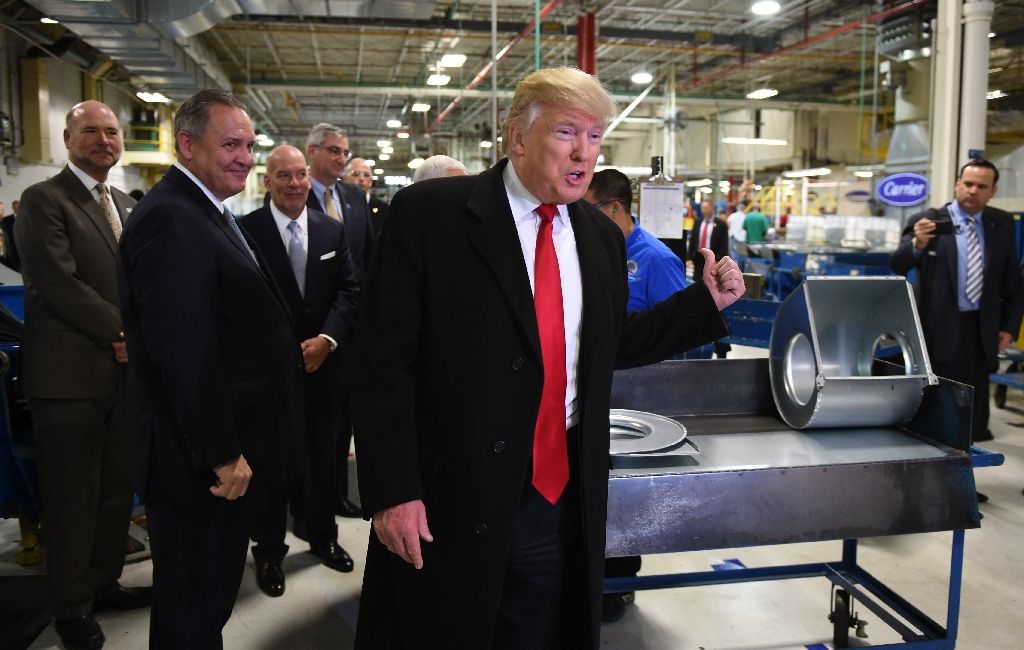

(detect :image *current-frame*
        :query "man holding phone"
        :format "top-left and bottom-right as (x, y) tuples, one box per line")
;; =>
(891, 159), (1023, 457)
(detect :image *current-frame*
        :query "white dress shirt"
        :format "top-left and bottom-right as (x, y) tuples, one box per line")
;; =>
(503, 160), (583, 429)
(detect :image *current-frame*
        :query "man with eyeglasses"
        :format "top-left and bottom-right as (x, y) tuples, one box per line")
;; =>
(343, 157), (389, 237)
(305, 123), (374, 521)
(305, 123), (374, 283)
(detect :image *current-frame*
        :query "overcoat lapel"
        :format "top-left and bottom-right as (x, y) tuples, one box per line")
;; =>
(61, 166), (117, 255)
(569, 200), (609, 387)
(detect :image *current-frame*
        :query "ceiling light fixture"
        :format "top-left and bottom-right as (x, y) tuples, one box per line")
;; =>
(381, 146), (394, 154)
(746, 88), (779, 100)
(480, 140), (493, 148)
(783, 167), (832, 178)
(686, 178), (713, 187)
(721, 137), (788, 146)
(396, 131), (410, 139)
(426, 73), (451, 86)
(376, 140), (391, 148)
(440, 53), (467, 68)
(136, 91), (171, 104)
(365, 159), (376, 166)
(386, 119), (402, 128)
(378, 153), (391, 161)
(987, 90), (1008, 100)
(40, 17), (58, 24)
(412, 103), (431, 112)
(853, 171), (874, 178)
(374, 168), (384, 175)
(631, 71), (653, 85)
(751, 1), (781, 16)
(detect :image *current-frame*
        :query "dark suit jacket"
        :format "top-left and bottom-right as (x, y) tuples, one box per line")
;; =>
(687, 217), (729, 279)
(238, 205), (359, 371)
(1, 215), (20, 271)
(352, 159), (729, 649)
(306, 180), (374, 283)
(117, 166), (306, 505)
(15, 165), (133, 399)
(891, 202), (1024, 369)
(368, 195), (389, 237)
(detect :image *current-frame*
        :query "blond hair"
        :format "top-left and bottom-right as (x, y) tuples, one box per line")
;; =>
(502, 67), (618, 154)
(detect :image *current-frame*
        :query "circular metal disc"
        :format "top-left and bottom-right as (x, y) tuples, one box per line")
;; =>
(609, 409), (688, 455)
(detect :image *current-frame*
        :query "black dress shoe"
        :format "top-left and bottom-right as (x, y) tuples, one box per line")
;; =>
(256, 559), (286, 597)
(336, 499), (362, 518)
(55, 614), (104, 650)
(601, 592), (636, 623)
(977, 491), (989, 503)
(93, 584), (152, 612)
(311, 541), (354, 573)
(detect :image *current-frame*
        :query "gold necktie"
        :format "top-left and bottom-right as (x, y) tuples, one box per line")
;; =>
(323, 187), (342, 222)
(96, 184), (122, 240)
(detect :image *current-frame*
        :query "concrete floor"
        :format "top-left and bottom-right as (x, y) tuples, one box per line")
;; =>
(5, 348), (1024, 649)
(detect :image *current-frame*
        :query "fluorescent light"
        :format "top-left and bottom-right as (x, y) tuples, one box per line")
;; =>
(686, 178), (713, 187)
(381, 146), (394, 154)
(989, 32), (996, 38)
(255, 134), (275, 147)
(854, 170), (874, 178)
(751, 1), (780, 16)
(136, 91), (171, 104)
(396, 131), (410, 139)
(364, 159), (376, 166)
(374, 168), (384, 175)
(378, 153), (391, 161)
(440, 53), (467, 68)
(376, 140), (391, 148)
(746, 88), (778, 100)
(754, 184), (763, 190)
(386, 119), (402, 128)
(783, 167), (832, 178)
(987, 90), (1008, 100)
(408, 157), (425, 169)
(426, 74), (451, 86)
(40, 17), (58, 24)
(412, 103), (431, 112)
(631, 71), (653, 85)
(480, 140), (493, 148)
(722, 137), (788, 146)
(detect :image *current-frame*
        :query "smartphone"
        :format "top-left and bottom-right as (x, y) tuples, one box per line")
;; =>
(932, 219), (954, 236)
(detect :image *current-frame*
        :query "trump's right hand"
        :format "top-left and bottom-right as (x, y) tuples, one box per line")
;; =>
(372, 499), (434, 569)
(210, 454), (251, 500)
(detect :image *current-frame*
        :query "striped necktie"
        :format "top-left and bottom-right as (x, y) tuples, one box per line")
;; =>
(964, 216), (983, 305)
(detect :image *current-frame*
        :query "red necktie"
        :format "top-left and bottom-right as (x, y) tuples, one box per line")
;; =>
(531, 203), (568, 505)
(700, 220), (710, 249)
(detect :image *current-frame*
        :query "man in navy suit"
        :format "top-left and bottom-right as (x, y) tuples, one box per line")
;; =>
(892, 159), (1024, 447)
(117, 90), (305, 648)
(305, 122), (374, 518)
(239, 145), (359, 597)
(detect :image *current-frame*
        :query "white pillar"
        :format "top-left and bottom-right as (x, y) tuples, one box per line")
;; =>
(929, 0), (962, 202)
(958, 0), (995, 167)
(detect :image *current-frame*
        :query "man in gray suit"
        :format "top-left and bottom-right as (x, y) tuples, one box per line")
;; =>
(16, 100), (150, 650)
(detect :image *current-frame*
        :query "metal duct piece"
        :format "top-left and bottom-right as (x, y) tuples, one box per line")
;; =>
(769, 277), (937, 429)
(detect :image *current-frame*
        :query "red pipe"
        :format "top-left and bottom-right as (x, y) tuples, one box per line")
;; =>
(429, 0), (563, 133)
(577, 10), (595, 74)
(690, 0), (934, 91)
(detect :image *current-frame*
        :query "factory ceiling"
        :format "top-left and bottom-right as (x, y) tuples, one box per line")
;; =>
(5, 0), (1024, 173)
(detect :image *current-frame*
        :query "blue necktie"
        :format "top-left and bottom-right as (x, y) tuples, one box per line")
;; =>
(964, 216), (983, 305)
(223, 207), (259, 267)
(287, 220), (306, 296)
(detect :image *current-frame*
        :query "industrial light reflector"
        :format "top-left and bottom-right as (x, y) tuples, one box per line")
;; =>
(631, 71), (653, 85)
(746, 88), (779, 100)
(426, 74), (451, 86)
(783, 168), (832, 178)
(412, 103), (431, 112)
(440, 53), (467, 67)
(376, 140), (391, 148)
(396, 131), (410, 139)
(987, 90), (1008, 100)
(136, 91), (171, 104)
(381, 146), (394, 154)
(751, 1), (781, 16)
(386, 119), (402, 128)
(480, 140), (493, 148)
(378, 153), (391, 161)
(722, 137), (788, 146)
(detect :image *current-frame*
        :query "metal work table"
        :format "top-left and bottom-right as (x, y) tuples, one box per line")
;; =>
(605, 358), (994, 648)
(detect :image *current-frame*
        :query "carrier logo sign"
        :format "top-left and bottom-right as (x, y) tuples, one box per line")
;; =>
(877, 173), (928, 207)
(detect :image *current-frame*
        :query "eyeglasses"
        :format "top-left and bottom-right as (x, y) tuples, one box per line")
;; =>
(347, 171), (373, 178)
(317, 145), (352, 158)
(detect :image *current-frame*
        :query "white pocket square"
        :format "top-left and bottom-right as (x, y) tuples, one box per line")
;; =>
(320, 250), (337, 260)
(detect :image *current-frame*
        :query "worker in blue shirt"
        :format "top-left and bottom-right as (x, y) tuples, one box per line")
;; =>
(584, 168), (689, 623)
(585, 169), (689, 313)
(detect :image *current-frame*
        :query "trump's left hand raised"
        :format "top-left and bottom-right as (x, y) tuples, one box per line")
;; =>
(700, 248), (745, 311)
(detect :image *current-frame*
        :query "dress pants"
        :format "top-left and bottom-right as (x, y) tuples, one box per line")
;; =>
(931, 311), (991, 443)
(493, 427), (584, 650)
(30, 395), (130, 618)
(146, 492), (255, 649)
(253, 371), (339, 558)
